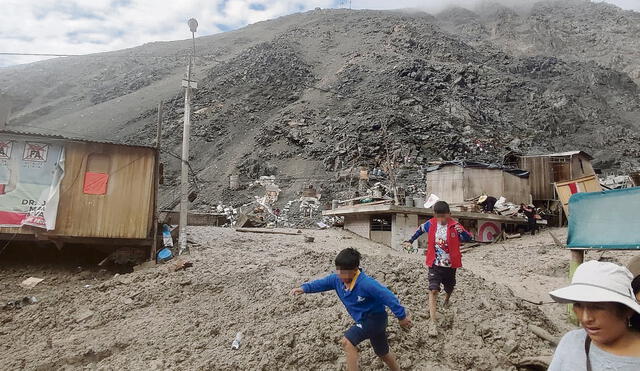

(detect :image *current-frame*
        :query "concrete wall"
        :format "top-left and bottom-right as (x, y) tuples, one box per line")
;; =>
(392, 213), (418, 251)
(344, 214), (370, 239)
(370, 231), (391, 246)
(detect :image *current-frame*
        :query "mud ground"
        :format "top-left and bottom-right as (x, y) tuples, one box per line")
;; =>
(1, 227), (638, 370)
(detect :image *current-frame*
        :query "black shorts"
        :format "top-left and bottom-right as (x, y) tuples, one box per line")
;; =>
(344, 312), (389, 356)
(428, 265), (457, 293)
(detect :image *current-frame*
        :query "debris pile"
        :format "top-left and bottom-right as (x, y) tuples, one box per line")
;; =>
(0, 228), (562, 370)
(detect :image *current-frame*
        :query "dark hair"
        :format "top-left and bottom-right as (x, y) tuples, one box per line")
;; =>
(335, 248), (360, 270)
(433, 201), (450, 214)
(631, 276), (640, 330)
(632, 276), (640, 296)
(613, 303), (640, 331)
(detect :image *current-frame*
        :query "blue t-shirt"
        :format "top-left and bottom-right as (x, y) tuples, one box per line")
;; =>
(301, 269), (406, 323)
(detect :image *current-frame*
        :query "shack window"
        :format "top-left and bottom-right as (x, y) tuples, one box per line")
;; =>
(370, 214), (392, 231)
(84, 153), (110, 195)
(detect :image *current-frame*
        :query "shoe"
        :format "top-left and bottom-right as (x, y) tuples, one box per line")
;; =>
(428, 322), (438, 337)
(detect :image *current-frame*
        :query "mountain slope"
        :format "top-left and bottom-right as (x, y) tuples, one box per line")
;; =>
(1, 5), (639, 208)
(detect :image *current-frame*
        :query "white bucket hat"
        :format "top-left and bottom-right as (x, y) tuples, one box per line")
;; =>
(627, 255), (640, 279)
(549, 260), (640, 314)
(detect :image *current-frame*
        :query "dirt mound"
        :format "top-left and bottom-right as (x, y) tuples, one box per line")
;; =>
(0, 228), (558, 370)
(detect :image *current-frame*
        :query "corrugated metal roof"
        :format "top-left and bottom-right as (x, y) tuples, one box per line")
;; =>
(0, 128), (156, 149)
(522, 150), (593, 160)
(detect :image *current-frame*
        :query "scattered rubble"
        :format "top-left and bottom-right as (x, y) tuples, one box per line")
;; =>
(19, 277), (44, 289)
(0, 227), (571, 370)
(2, 296), (38, 310)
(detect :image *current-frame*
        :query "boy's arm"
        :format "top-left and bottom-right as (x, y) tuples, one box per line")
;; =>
(365, 280), (406, 320)
(300, 274), (336, 294)
(406, 221), (431, 243)
(454, 222), (473, 242)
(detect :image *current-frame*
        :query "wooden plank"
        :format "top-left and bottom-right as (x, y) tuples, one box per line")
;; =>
(554, 174), (602, 216)
(323, 204), (528, 224)
(426, 166), (464, 203)
(520, 156), (554, 201)
(502, 172), (531, 205)
(568, 249), (585, 324)
(235, 228), (301, 235)
(529, 324), (559, 345)
(162, 211), (228, 226)
(151, 102), (163, 261)
(462, 168), (502, 202)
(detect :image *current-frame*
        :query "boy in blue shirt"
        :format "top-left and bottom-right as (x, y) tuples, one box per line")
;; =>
(290, 248), (412, 371)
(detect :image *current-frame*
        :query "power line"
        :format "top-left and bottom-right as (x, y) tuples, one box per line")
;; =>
(0, 52), (81, 57)
(0, 52), (225, 63)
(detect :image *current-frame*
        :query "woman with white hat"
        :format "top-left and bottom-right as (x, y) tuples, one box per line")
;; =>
(628, 255), (640, 301)
(548, 260), (640, 370)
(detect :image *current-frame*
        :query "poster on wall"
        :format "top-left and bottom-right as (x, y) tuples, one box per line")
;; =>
(0, 138), (65, 230)
(476, 220), (501, 242)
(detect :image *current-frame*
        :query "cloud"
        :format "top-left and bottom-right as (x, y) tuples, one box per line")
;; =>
(0, 0), (638, 67)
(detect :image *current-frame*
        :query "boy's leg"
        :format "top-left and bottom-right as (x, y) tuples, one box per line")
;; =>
(341, 337), (359, 371)
(428, 290), (439, 336)
(380, 352), (400, 371)
(442, 268), (457, 308)
(344, 321), (370, 371)
(429, 290), (439, 322)
(443, 290), (453, 308)
(368, 314), (398, 371)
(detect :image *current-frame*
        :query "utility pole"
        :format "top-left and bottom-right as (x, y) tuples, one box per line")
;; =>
(178, 18), (198, 255)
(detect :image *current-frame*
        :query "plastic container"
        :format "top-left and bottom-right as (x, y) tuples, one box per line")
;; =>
(232, 332), (242, 349)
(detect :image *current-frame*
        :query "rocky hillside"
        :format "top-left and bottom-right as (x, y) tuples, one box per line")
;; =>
(438, 0), (640, 83)
(1, 2), (639, 209)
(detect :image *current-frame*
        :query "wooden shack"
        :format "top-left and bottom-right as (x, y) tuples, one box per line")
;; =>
(511, 151), (595, 201)
(0, 130), (159, 252)
(425, 161), (531, 205)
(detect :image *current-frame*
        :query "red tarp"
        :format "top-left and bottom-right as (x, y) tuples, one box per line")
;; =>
(83, 172), (108, 195)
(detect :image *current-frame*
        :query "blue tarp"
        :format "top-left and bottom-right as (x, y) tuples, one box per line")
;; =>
(567, 187), (640, 249)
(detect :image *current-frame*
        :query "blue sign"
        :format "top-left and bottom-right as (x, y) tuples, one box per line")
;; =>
(568, 187), (640, 249)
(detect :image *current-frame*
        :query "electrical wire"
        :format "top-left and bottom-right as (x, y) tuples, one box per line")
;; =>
(0, 52), (81, 57)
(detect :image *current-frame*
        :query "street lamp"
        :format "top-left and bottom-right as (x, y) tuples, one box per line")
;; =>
(178, 18), (198, 255)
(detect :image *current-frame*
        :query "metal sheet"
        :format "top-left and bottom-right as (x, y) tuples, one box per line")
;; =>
(567, 187), (640, 249)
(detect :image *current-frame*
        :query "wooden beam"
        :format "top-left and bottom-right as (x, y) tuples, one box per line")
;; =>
(323, 204), (527, 224)
(235, 228), (302, 236)
(162, 210), (228, 226)
(529, 324), (559, 345)
(150, 102), (162, 262)
(568, 249), (585, 324)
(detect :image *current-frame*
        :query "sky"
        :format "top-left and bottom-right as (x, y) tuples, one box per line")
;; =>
(1, 0), (639, 67)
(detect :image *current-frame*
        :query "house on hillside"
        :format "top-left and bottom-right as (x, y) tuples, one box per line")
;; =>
(506, 151), (596, 201)
(323, 161), (531, 250)
(425, 161), (531, 205)
(0, 129), (160, 260)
